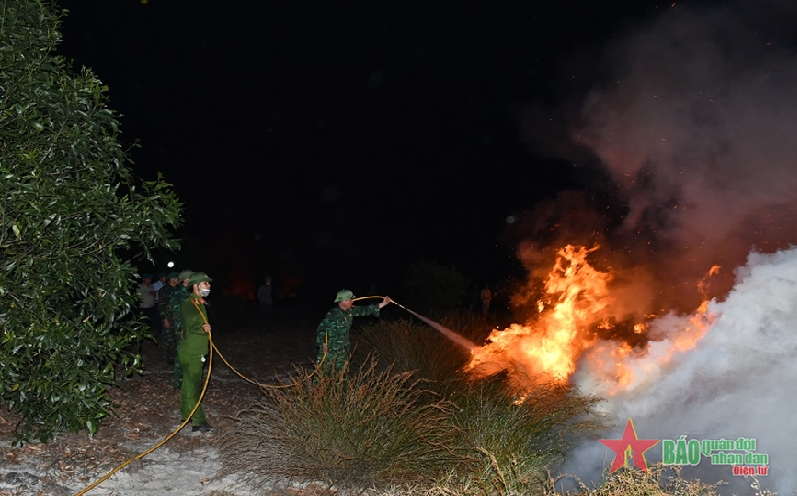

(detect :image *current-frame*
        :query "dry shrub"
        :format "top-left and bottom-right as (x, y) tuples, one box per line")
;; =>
(443, 375), (608, 495)
(557, 464), (724, 496)
(215, 358), (459, 492)
(355, 319), (611, 495)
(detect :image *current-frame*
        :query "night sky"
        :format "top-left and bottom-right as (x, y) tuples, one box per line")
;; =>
(55, 0), (729, 301)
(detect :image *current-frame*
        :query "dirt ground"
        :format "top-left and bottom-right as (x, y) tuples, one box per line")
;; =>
(0, 304), (326, 496)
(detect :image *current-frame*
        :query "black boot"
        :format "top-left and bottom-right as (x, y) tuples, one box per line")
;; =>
(192, 422), (216, 433)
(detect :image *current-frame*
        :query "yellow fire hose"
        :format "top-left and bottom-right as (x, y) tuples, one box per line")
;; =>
(74, 297), (220, 496)
(73, 334), (213, 496)
(74, 295), (396, 495)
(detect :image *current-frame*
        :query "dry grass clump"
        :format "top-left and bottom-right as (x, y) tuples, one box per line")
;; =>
(559, 464), (724, 496)
(445, 375), (608, 495)
(215, 358), (459, 492)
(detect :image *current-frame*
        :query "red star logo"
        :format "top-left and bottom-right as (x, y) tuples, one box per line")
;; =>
(600, 418), (659, 473)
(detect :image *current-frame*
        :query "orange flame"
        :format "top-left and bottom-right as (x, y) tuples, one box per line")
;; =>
(464, 244), (715, 394)
(466, 245), (609, 381)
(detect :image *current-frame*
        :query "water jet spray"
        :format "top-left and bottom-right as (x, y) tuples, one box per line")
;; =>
(354, 296), (477, 351)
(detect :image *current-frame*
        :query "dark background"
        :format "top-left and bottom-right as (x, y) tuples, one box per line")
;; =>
(56, 0), (685, 302)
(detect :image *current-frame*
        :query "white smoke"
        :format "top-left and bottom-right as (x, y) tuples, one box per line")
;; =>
(549, 2), (797, 491)
(564, 247), (797, 494)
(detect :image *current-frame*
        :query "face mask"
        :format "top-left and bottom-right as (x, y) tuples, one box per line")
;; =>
(200, 289), (211, 297)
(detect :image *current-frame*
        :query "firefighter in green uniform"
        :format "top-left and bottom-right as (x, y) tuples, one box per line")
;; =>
(316, 290), (392, 375)
(168, 270), (193, 390)
(178, 271), (214, 433)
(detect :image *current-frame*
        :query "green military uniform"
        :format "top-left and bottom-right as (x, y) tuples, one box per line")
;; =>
(178, 292), (210, 428)
(315, 303), (380, 374)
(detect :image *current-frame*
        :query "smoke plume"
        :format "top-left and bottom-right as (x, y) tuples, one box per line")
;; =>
(574, 1), (797, 307)
(524, 1), (797, 493)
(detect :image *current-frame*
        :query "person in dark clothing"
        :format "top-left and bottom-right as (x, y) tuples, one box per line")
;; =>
(256, 276), (274, 331)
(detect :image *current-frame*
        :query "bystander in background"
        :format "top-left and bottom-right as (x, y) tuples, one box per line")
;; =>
(256, 276), (273, 331)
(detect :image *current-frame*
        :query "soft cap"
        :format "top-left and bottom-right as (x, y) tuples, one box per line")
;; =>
(188, 272), (213, 286)
(334, 289), (355, 303)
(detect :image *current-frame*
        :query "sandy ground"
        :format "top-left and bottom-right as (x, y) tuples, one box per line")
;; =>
(0, 304), (329, 496)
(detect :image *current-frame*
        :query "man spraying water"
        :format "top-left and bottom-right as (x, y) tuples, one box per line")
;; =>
(315, 290), (392, 375)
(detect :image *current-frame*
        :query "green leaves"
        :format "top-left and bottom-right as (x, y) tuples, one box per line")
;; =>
(0, 0), (182, 443)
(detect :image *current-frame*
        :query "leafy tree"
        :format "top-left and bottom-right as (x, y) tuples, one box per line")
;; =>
(0, 0), (182, 443)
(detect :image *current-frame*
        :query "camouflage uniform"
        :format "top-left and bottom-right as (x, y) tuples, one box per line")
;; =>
(167, 284), (191, 389)
(315, 303), (380, 374)
(158, 283), (177, 362)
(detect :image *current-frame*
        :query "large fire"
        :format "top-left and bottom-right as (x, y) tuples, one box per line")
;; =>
(464, 244), (715, 394)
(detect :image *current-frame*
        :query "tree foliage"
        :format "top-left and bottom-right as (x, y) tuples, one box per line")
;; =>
(0, 0), (182, 443)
